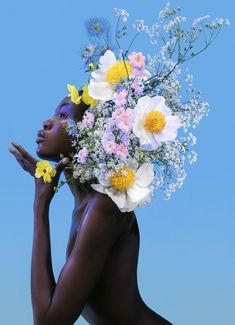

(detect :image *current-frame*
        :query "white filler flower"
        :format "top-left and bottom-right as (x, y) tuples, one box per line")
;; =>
(91, 159), (154, 212)
(88, 50), (133, 101)
(132, 95), (182, 150)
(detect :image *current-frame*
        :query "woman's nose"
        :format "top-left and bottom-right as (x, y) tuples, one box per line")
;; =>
(43, 119), (52, 130)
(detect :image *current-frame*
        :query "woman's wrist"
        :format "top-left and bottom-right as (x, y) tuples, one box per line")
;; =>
(33, 197), (50, 214)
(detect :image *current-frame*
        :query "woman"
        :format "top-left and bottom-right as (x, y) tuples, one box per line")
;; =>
(9, 94), (173, 325)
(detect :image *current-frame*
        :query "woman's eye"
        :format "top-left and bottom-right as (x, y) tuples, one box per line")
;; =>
(59, 112), (68, 119)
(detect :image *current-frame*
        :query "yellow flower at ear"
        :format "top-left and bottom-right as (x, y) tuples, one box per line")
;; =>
(67, 84), (82, 105)
(82, 85), (98, 106)
(35, 160), (56, 183)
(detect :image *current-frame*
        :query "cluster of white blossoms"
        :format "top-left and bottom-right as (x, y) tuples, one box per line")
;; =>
(65, 4), (228, 212)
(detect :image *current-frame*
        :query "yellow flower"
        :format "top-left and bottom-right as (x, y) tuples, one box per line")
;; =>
(35, 160), (56, 183)
(88, 63), (95, 71)
(82, 85), (98, 106)
(67, 84), (82, 104)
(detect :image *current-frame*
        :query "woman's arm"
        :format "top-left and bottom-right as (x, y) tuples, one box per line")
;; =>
(32, 195), (122, 325)
(9, 142), (123, 325)
(31, 199), (56, 324)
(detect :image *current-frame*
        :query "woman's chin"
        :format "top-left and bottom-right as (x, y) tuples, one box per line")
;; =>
(36, 147), (60, 162)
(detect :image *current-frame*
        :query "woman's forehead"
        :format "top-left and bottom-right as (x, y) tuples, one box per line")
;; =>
(55, 96), (85, 121)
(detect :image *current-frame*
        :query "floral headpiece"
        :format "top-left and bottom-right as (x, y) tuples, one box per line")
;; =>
(51, 4), (229, 212)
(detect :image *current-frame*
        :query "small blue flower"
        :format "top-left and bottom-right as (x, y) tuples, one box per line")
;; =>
(66, 118), (78, 136)
(85, 17), (111, 39)
(81, 44), (97, 64)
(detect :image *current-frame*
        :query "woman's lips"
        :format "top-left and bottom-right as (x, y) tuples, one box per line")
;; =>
(36, 137), (46, 144)
(36, 130), (46, 143)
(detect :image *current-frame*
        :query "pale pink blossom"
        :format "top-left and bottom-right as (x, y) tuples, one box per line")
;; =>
(114, 143), (129, 160)
(76, 146), (88, 164)
(112, 107), (135, 133)
(128, 52), (145, 69)
(132, 68), (145, 77)
(112, 107), (126, 119)
(102, 139), (117, 154)
(82, 112), (94, 128)
(114, 90), (128, 107)
(131, 81), (142, 94)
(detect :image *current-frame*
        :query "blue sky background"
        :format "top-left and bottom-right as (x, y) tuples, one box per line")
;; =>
(0, 0), (234, 324)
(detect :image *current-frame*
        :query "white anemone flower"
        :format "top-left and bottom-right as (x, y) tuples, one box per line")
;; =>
(91, 159), (155, 212)
(132, 95), (182, 150)
(88, 50), (150, 102)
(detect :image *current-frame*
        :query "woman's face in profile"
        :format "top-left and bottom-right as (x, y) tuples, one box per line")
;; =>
(36, 96), (86, 162)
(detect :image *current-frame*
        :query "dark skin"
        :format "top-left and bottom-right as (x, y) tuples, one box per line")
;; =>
(9, 96), (173, 325)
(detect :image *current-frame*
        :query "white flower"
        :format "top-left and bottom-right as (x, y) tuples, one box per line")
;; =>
(132, 95), (182, 150)
(114, 8), (129, 22)
(88, 50), (133, 101)
(88, 50), (150, 102)
(91, 159), (154, 212)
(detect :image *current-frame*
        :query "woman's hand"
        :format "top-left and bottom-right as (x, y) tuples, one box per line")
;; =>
(9, 141), (69, 204)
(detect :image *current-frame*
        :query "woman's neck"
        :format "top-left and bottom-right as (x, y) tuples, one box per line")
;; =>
(63, 168), (96, 210)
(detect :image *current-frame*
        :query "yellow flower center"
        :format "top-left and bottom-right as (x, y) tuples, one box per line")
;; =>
(110, 166), (136, 191)
(106, 61), (132, 86)
(144, 110), (166, 133)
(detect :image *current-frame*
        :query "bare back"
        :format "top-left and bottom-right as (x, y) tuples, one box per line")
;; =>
(66, 196), (173, 325)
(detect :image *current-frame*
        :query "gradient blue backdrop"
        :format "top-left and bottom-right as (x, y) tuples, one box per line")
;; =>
(1, 0), (234, 324)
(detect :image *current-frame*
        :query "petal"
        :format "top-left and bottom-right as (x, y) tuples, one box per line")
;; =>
(135, 163), (154, 187)
(99, 50), (116, 71)
(155, 116), (181, 142)
(120, 195), (138, 212)
(126, 158), (139, 171)
(127, 183), (151, 203)
(165, 115), (182, 129)
(151, 96), (172, 116)
(90, 183), (107, 194)
(137, 187), (154, 207)
(35, 169), (43, 178)
(136, 95), (152, 110)
(51, 169), (56, 177)
(105, 188), (126, 209)
(133, 121), (155, 145)
(88, 80), (114, 101)
(44, 174), (52, 183)
(91, 69), (107, 81)
(98, 173), (111, 187)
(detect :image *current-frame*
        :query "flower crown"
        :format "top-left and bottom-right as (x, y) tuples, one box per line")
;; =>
(46, 4), (229, 212)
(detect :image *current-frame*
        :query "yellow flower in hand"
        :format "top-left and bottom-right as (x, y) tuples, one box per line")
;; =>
(82, 85), (98, 106)
(67, 84), (82, 104)
(35, 160), (56, 183)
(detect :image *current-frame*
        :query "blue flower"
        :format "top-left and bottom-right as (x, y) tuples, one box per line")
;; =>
(85, 17), (111, 40)
(66, 118), (77, 136)
(81, 44), (97, 64)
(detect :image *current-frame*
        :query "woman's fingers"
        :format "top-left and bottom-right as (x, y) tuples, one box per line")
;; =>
(8, 147), (28, 170)
(11, 141), (30, 159)
(9, 143), (37, 175)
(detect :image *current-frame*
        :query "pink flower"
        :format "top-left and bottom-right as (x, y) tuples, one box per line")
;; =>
(82, 112), (94, 128)
(131, 81), (142, 94)
(102, 138), (117, 155)
(132, 68), (145, 77)
(114, 143), (129, 160)
(112, 107), (135, 133)
(112, 107), (126, 119)
(114, 90), (128, 107)
(76, 146), (88, 164)
(128, 52), (145, 69)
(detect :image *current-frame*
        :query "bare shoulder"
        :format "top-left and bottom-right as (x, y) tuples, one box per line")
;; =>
(78, 192), (136, 242)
